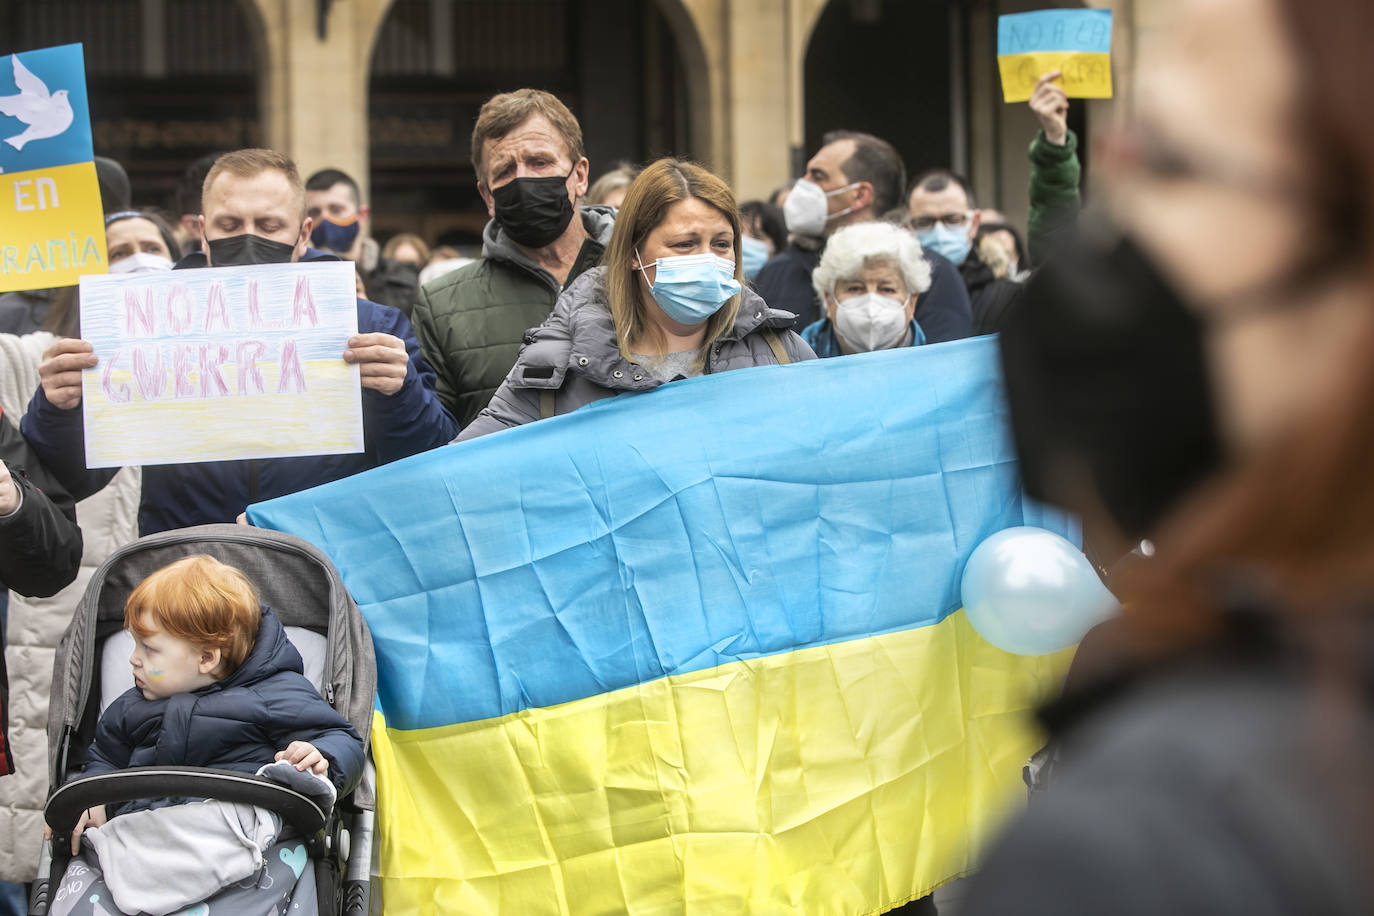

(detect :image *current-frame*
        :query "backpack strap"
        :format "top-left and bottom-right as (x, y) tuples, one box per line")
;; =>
(539, 389), (556, 420)
(761, 329), (791, 366)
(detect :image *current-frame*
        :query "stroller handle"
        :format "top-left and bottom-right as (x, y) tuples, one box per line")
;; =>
(46, 767), (330, 850)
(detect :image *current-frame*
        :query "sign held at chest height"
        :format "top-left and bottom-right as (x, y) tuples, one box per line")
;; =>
(79, 261), (363, 468)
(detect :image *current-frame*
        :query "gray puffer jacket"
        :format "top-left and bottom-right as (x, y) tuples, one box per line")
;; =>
(457, 266), (815, 441)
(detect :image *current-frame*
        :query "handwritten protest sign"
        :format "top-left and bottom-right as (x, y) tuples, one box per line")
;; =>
(79, 261), (363, 468)
(0, 43), (106, 292)
(998, 9), (1113, 103)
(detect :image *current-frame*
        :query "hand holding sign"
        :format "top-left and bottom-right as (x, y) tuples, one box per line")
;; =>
(1030, 71), (1070, 146)
(38, 337), (96, 410)
(343, 332), (409, 396)
(998, 9), (1113, 104)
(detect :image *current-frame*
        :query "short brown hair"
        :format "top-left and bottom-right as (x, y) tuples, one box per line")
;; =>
(202, 149), (306, 218)
(126, 555), (262, 676)
(471, 89), (584, 185)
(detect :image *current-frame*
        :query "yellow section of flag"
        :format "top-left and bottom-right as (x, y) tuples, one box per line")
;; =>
(370, 610), (1073, 915)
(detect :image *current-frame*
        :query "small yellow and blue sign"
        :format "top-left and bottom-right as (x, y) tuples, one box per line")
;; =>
(0, 43), (106, 293)
(998, 9), (1113, 104)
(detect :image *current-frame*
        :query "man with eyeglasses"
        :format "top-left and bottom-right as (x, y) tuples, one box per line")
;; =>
(758, 131), (974, 343)
(907, 72), (1083, 334)
(907, 171), (1023, 335)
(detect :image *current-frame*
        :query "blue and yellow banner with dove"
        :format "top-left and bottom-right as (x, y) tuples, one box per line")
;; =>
(0, 43), (105, 292)
(250, 336), (1076, 914)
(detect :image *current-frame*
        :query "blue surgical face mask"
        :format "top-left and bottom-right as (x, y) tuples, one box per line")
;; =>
(917, 222), (973, 266)
(636, 250), (741, 325)
(741, 235), (770, 280)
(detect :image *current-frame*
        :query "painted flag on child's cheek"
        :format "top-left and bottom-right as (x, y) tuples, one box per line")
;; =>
(249, 335), (1077, 915)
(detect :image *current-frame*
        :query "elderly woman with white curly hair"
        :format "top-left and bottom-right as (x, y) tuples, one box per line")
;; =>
(800, 221), (933, 357)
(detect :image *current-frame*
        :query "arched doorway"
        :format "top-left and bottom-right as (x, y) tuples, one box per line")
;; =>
(2, 0), (263, 211)
(803, 0), (956, 185)
(366, 0), (695, 251)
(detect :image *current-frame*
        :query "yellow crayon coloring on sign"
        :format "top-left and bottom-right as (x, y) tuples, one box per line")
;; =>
(0, 160), (107, 292)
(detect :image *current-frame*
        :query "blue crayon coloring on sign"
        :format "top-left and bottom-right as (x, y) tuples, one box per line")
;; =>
(998, 9), (1113, 57)
(0, 43), (93, 174)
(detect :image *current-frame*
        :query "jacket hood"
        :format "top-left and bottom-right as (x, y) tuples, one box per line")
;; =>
(511, 265), (796, 392)
(481, 205), (617, 287)
(213, 605), (305, 691)
(175, 247), (343, 270)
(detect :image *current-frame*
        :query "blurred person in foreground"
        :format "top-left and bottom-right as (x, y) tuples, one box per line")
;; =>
(456, 158), (813, 440)
(965, 0), (1374, 912)
(759, 131), (972, 340)
(413, 89), (615, 428)
(802, 222), (931, 357)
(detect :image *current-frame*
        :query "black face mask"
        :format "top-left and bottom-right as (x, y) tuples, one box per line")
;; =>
(207, 233), (297, 267)
(490, 168), (576, 249)
(999, 230), (1223, 540)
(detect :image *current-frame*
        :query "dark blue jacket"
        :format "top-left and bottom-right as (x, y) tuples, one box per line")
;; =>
(753, 241), (974, 343)
(83, 606), (364, 815)
(21, 248), (459, 535)
(799, 317), (926, 359)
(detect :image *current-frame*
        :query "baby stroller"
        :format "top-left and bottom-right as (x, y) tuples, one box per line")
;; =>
(28, 524), (376, 916)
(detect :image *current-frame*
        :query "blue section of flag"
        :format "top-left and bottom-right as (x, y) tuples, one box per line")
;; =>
(0, 43), (92, 174)
(997, 9), (1113, 57)
(250, 336), (1076, 731)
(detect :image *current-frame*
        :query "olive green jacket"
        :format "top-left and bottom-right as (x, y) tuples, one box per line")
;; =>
(413, 206), (617, 428)
(1027, 128), (1083, 268)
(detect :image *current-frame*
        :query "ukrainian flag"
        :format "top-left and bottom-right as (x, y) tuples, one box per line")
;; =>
(250, 336), (1075, 914)
(997, 9), (1113, 103)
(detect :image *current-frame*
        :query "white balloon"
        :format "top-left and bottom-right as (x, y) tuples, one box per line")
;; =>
(960, 526), (1119, 655)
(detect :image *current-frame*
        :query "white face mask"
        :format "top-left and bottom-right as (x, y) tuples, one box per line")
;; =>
(783, 178), (859, 237)
(109, 251), (173, 275)
(833, 292), (910, 352)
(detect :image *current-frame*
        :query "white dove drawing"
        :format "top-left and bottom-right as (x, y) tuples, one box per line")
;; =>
(0, 54), (74, 152)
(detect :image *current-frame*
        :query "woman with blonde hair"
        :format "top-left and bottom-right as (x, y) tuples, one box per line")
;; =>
(457, 158), (813, 440)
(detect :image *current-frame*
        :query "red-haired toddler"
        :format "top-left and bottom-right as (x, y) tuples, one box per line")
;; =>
(66, 554), (364, 853)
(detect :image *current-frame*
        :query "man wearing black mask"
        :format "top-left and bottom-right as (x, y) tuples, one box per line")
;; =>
(412, 89), (615, 427)
(25, 149), (457, 535)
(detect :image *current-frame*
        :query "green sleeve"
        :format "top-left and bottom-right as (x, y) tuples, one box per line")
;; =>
(1027, 128), (1082, 267)
(411, 283), (463, 422)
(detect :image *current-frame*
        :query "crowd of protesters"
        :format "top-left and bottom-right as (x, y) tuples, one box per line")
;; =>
(6, 0), (1374, 910)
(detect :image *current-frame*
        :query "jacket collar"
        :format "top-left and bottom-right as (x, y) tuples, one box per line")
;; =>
(481, 205), (617, 291)
(517, 266), (794, 391)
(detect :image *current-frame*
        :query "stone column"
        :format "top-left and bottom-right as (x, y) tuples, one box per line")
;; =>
(248, 0), (393, 203)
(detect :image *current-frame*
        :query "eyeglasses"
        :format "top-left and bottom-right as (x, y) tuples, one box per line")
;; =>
(909, 211), (973, 231)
